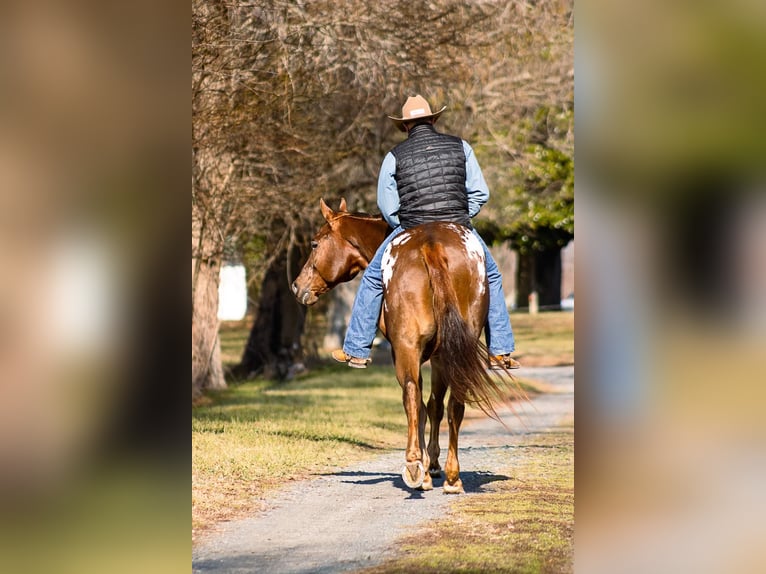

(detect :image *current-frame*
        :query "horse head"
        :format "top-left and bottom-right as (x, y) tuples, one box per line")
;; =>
(291, 198), (390, 306)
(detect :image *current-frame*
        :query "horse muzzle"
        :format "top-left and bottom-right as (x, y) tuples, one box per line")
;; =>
(291, 281), (318, 306)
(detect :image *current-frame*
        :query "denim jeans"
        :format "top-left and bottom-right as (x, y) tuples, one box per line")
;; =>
(343, 226), (515, 359)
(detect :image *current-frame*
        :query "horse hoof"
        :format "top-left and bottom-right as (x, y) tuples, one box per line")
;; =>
(402, 461), (425, 489)
(429, 467), (442, 478)
(443, 480), (464, 494)
(419, 476), (434, 491)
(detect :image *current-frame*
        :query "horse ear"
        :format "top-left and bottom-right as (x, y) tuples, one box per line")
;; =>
(320, 198), (334, 222)
(339, 198), (348, 212)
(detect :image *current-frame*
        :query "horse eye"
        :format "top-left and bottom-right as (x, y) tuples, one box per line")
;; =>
(311, 240), (318, 249)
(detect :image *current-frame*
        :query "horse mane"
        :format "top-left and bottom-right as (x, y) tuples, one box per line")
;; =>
(328, 211), (386, 223)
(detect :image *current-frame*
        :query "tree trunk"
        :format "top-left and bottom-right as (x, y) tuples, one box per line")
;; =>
(191, 219), (227, 400)
(515, 248), (563, 310)
(237, 246), (306, 380)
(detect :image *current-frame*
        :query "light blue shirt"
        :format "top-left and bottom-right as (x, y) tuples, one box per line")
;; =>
(376, 140), (490, 228)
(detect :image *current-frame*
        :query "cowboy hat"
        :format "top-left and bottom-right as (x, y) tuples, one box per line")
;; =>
(387, 95), (447, 132)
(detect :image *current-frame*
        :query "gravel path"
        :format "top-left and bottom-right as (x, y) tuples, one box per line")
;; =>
(192, 366), (574, 574)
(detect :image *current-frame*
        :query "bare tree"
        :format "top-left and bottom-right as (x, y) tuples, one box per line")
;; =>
(192, 0), (573, 394)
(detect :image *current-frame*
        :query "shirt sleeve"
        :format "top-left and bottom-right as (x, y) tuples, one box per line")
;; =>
(463, 140), (490, 218)
(377, 152), (400, 228)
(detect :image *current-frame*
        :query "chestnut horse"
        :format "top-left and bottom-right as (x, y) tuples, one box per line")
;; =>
(292, 198), (515, 493)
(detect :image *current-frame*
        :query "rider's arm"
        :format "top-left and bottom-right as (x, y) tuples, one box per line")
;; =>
(377, 152), (400, 228)
(463, 141), (490, 218)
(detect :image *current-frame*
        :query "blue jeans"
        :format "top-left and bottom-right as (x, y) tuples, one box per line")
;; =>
(343, 226), (515, 359)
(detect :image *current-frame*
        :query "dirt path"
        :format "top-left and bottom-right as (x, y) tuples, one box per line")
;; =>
(192, 366), (574, 574)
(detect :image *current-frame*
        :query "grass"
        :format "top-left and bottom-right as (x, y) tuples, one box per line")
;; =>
(195, 311), (573, 541)
(358, 427), (574, 574)
(218, 320), (251, 368)
(193, 365), (409, 538)
(509, 311), (574, 367)
(220, 310), (575, 369)
(192, 365), (540, 540)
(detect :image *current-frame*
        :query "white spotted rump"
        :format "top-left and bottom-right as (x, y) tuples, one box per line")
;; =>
(382, 231), (413, 287)
(445, 223), (486, 296)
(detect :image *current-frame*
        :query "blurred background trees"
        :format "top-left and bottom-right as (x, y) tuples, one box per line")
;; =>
(192, 0), (573, 397)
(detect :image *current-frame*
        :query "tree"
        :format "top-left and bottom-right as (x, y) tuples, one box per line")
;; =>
(192, 0), (240, 398)
(192, 151), (233, 397)
(192, 0), (574, 394)
(464, 2), (574, 309)
(476, 107), (574, 308)
(234, 231), (308, 380)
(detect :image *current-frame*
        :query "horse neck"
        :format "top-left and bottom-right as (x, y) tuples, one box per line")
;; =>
(342, 217), (390, 264)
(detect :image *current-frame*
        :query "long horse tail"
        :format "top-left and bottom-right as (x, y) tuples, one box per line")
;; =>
(421, 243), (523, 423)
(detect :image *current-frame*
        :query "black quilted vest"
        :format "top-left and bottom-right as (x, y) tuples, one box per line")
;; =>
(391, 124), (470, 229)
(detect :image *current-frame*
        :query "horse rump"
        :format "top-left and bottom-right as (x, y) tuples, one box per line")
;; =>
(420, 242), (522, 422)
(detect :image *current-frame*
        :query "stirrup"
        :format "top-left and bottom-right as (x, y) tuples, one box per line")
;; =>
(489, 354), (521, 370)
(331, 349), (371, 368)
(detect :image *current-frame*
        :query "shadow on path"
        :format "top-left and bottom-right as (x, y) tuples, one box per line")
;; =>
(328, 469), (512, 494)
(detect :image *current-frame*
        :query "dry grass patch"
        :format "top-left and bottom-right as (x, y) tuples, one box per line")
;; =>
(509, 311), (574, 367)
(192, 363), (538, 543)
(193, 365), (407, 541)
(195, 315), (570, 543)
(359, 428), (574, 574)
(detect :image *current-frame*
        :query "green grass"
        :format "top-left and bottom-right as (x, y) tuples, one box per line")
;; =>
(358, 427), (574, 574)
(218, 320), (251, 368)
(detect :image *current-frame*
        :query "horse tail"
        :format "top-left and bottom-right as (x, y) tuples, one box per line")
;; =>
(421, 243), (521, 422)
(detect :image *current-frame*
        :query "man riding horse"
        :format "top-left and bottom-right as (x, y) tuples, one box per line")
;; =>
(331, 95), (520, 371)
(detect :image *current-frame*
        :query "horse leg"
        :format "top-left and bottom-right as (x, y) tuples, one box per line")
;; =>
(417, 373), (433, 491)
(443, 394), (466, 494)
(426, 363), (447, 477)
(396, 353), (428, 490)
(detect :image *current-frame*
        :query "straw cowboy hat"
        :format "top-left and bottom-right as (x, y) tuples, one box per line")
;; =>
(388, 95), (447, 132)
